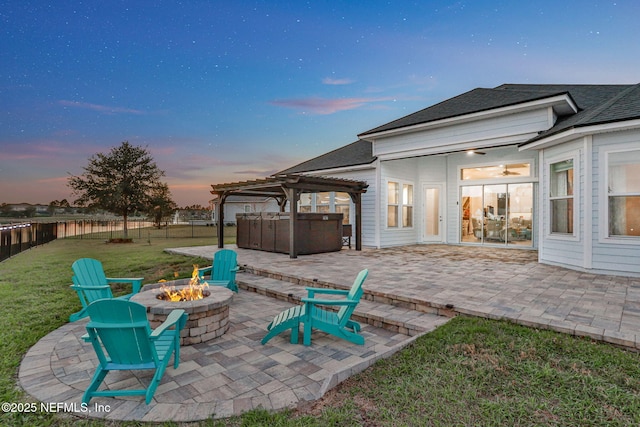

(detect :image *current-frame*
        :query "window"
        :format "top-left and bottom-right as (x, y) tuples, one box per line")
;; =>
(335, 192), (351, 224)
(403, 184), (413, 227)
(387, 181), (413, 228)
(607, 149), (640, 237)
(387, 182), (399, 227)
(296, 192), (352, 223)
(317, 192), (331, 213)
(298, 193), (312, 213)
(461, 163), (531, 180)
(550, 159), (574, 234)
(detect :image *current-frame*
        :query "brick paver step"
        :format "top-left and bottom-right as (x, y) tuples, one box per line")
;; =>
(235, 271), (449, 336)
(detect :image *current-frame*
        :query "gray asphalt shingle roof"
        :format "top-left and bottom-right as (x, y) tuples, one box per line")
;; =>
(359, 83), (640, 140)
(499, 84), (640, 143)
(278, 139), (375, 175)
(280, 83), (640, 174)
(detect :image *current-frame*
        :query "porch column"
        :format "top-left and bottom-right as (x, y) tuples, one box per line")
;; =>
(216, 194), (227, 248)
(285, 187), (299, 258)
(351, 192), (363, 251)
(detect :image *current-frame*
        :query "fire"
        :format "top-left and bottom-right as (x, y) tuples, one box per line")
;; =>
(157, 265), (209, 302)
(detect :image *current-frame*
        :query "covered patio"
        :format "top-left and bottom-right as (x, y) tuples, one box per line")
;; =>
(210, 174), (368, 258)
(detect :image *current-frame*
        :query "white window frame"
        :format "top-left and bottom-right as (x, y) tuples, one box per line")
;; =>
(545, 153), (579, 241)
(386, 179), (414, 229)
(297, 192), (352, 222)
(599, 143), (640, 244)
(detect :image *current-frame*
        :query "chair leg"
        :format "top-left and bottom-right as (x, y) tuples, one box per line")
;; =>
(82, 368), (108, 404)
(303, 321), (312, 346)
(290, 324), (299, 344)
(146, 364), (168, 404)
(173, 340), (180, 369)
(346, 319), (361, 333)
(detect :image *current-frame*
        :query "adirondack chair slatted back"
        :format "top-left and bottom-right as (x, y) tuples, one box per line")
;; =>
(86, 300), (157, 366)
(73, 258), (109, 285)
(72, 258), (114, 303)
(336, 269), (368, 326)
(212, 249), (237, 282)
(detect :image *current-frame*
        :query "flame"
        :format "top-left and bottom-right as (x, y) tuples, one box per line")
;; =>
(158, 265), (209, 302)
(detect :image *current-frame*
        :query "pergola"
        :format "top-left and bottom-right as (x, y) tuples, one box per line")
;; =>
(210, 174), (368, 258)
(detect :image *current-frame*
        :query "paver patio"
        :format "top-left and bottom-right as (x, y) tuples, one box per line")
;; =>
(19, 244), (640, 422)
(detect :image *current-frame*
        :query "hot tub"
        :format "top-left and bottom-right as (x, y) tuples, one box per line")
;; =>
(236, 212), (344, 254)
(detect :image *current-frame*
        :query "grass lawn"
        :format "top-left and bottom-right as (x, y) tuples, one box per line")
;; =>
(2, 238), (640, 426)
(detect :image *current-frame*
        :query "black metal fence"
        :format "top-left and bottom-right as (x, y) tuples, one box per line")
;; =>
(0, 220), (219, 262)
(0, 222), (57, 262)
(58, 219), (218, 240)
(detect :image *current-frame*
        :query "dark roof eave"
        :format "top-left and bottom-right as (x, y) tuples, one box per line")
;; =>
(520, 115), (640, 148)
(280, 157), (378, 175)
(359, 90), (576, 138)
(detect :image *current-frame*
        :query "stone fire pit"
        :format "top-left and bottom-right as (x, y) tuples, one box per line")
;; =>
(131, 279), (234, 345)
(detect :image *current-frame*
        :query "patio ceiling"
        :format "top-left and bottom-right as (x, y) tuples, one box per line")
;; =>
(210, 174), (369, 258)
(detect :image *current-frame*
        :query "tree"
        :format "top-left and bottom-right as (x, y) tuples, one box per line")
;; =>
(0, 203), (14, 217)
(146, 182), (177, 228)
(68, 141), (174, 238)
(23, 206), (36, 218)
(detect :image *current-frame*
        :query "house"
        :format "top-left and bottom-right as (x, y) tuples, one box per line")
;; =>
(210, 195), (280, 225)
(279, 84), (640, 277)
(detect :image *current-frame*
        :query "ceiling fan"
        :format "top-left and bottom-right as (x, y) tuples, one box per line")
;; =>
(501, 166), (520, 176)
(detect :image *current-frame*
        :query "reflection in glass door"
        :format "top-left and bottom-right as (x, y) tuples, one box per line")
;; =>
(506, 183), (533, 245)
(484, 185), (507, 242)
(461, 183), (533, 246)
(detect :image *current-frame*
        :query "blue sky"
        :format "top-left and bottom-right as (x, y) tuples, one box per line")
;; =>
(1, 1), (639, 207)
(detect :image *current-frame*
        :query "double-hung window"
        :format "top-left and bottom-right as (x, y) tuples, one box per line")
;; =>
(607, 149), (640, 238)
(550, 159), (574, 234)
(387, 181), (413, 228)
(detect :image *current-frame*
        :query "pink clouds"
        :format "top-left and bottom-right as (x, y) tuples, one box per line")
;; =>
(233, 169), (280, 176)
(322, 77), (355, 85)
(0, 140), (81, 161)
(58, 100), (146, 115)
(35, 176), (68, 184)
(269, 96), (392, 115)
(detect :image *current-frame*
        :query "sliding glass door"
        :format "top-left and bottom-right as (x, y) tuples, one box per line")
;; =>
(461, 183), (533, 246)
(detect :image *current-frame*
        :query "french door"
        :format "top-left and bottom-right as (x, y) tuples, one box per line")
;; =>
(423, 183), (444, 242)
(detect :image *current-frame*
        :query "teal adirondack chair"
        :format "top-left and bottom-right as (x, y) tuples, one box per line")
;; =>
(69, 258), (143, 322)
(262, 269), (368, 346)
(196, 249), (239, 293)
(82, 299), (187, 405)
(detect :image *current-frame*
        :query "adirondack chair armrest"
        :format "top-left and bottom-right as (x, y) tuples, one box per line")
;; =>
(198, 265), (239, 277)
(105, 277), (144, 294)
(305, 287), (350, 298)
(197, 266), (212, 278)
(71, 284), (111, 292)
(150, 309), (186, 339)
(301, 297), (358, 307)
(105, 277), (144, 283)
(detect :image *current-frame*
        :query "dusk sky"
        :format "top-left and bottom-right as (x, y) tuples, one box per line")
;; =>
(2, 1), (639, 207)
